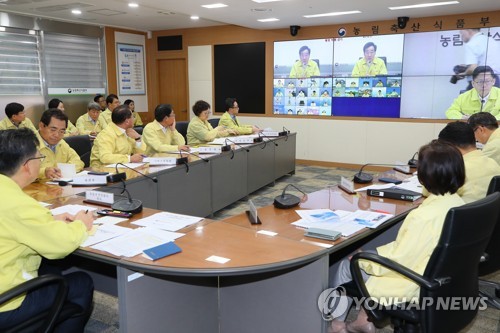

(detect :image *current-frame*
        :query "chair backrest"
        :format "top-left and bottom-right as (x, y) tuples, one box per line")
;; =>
(479, 175), (500, 276)
(175, 121), (189, 142)
(133, 126), (144, 135)
(63, 135), (92, 168)
(208, 118), (220, 128)
(420, 192), (500, 333)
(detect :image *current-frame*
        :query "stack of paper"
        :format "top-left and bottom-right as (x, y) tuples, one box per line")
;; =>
(132, 212), (203, 231)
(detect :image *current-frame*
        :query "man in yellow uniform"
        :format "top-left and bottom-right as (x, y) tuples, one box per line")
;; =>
(37, 109), (84, 180)
(76, 101), (106, 136)
(0, 128), (94, 332)
(94, 94), (107, 111)
(446, 66), (500, 120)
(142, 104), (189, 155)
(468, 111), (500, 165)
(100, 93), (120, 127)
(289, 46), (320, 78)
(48, 98), (79, 136)
(351, 42), (387, 77)
(0, 102), (37, 132)
(219, 98), (261, 135)
(90, 104), (144, 168)
(438, 121), (500, 203)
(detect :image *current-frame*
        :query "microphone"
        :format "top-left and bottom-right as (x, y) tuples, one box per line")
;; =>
(224, 138), (250, 159)
(180, 148), (209, 162)
(258, 132), (278, 147)
(408, 152), (418, 168)
(111, 180), (143, 214)
(283, 126), (291, 134)
(177, 150), (188, 165)
(353, 163), (411, 184)
(274, 184), (307, 209)
(116, 163), (158, 183)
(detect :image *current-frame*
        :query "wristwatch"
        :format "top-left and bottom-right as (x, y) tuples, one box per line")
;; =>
(135, 136), (141, 141)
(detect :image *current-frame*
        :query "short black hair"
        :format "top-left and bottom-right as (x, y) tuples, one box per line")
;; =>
(48, 98), (63, 109)
(417, 140), (465, 195)
(123, 99), (134, 106)
(111, 104), (132, 124)
(5, 102), (24, 118)
(40, 108), (68, 128)
(93, 94), (104, 103)
(472, 65), (495, 80)
(225, 97), (237, 112)
(106, 94), (119, 106)
(363, 42), (377, 52)
(438, 121), (476, 149)
(154, 104), (173, 122)
(192, 100), (210, 117)
(468, 112), (499, 130)
(0, 128), (39, 176)
(298, 45), (310, 55)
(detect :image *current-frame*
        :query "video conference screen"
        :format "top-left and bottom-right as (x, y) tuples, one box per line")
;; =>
(273, 27), (500, 119)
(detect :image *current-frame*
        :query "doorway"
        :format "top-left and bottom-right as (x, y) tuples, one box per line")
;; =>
(157, 59), (188, 121)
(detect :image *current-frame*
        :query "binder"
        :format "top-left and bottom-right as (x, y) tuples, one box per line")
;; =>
(367, 187), (422, 202)
(142, 242), (182, 260)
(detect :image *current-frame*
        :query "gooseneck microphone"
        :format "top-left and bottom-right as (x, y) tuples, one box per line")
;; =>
(116, 163), (158, 183)
(408, 152), (418, 168)
(258, 132), (278, 149)
(180, 148), (209, 162)
(353, 163), (411, 184)
(274, 184), (307, 209)
(111, 179), (143, 214)
(224, 138), (250, 159)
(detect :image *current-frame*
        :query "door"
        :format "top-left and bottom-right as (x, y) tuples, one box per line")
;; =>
(157, 59), (188, 121)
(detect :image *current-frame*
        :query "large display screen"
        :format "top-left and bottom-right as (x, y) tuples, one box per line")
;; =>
(273, 27), (500, 119)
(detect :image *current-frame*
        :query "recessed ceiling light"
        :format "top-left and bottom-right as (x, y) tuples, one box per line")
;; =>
(389, 1), (459, 10)
(252, 0), (282, 3)
(128, 3), (139, 8)
(303, 10), (361, 18)
(191, 15), (199, 20)
(258, 18), (279, 22)
(201, 3), (228, 9)
(71, 9), (82, 15)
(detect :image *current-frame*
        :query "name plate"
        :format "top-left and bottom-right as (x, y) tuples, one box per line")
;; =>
(394, 161), (411, 174)
(71, 175), (108, 186)
(261, 131), (280, 137)
(86, 190), (114, 205)
(339, 176), (355, 194)
(144, 157), (177, 165)
(199, 146), (222, 154)
(231, 137), (256, 144)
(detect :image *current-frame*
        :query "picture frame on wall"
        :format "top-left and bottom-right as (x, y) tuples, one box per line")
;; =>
(116, 43), (146, 95)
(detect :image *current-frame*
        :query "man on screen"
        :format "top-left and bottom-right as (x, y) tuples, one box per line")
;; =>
(351, 42), (387, 77)
(446, 66), (500, 120)
(289, 46), (320, 78)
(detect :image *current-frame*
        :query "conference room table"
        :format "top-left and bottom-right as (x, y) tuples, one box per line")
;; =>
(34, 165), (421, 333)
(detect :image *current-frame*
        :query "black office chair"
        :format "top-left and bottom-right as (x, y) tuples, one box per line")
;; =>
(349, 192), (500, 333)
(175, 121), (189, 142)
(208, 118), (220, 128)
(0, 274), (83, 333)
(479, 175), (500, 309)
(63, 135), (92, 168)
(133, 126), (144, 135)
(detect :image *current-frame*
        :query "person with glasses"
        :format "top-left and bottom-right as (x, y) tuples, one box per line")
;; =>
(219, 97), (261, 135)
(93, 94), (107, 111)
(351, 42), (388, 77)
(142, 103), (189, 154)
(187, 100), (236, 146)
(289, 45), (320, 78)
(90, 104), (144, 168)
(76, 101), (106, 137)
(468, 112), (500, 165)
(446, 66), (500, 120)
(0, 102), (37, 132)
(37, 109), (84, 180)
(0, 128), (95, 332)
(48, 98), (79, 137)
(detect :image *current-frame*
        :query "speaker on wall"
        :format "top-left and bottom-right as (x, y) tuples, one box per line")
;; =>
(157, 35), (183, 51)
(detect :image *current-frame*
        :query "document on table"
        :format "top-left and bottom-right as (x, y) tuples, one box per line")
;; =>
(91, 227), (184, 257)
(50, 204), (97, 216)
(132, 212), (203, 231)
(355, 175), (422, 194)
(81, 224), (131, 247)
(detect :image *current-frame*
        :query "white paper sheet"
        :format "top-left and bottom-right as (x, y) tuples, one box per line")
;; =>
(50, 204), (97, 216)
(132, 212), (203, 231)
(81, 224), (131, 247)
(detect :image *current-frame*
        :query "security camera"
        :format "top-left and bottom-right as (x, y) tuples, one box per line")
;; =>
(290, 25), (301, 37)
(397, 17), (409, 29)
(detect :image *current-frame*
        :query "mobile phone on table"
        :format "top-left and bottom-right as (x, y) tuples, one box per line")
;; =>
(96, 209), (132, 218)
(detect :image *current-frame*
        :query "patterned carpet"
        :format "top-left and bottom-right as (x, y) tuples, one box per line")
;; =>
(84, 164), (500, 333)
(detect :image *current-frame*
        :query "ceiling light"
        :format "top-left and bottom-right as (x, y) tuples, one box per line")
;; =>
(71, 9), (82, 15)
(303, 10), (361, 18)
(258, 18), (279, 22)
(252, 0), (282, 3)
(201, 3), (228, 9)
(191, 15), (199, 20)
(29, 30), (36, 35)
(389, 1), (459, 10)
(128, 3), (139, 8)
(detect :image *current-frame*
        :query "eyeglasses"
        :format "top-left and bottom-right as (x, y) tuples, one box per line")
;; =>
(231, 106), (240, 110)
(24, 154), (45, 165)
(201, 111), (212, 115)
(474, 79), (494, 85)
(47, 126), (66, 135)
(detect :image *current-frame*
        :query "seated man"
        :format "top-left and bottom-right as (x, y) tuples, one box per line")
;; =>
(438, 121), (500, 203)
(90, 104), (144, 168)
(219, 98), (260, 135)
(446, 66), (500, 120)
(0, 128), (94, 332)
(100, 93), (120, 127)
(76, 101), (106, 136)
(48, 98), (79, 136)
(0, 102), (37, 132)
(37, 109), (84, 180)
(468, 111), (500, 165)
(142, 104), (189, 155)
